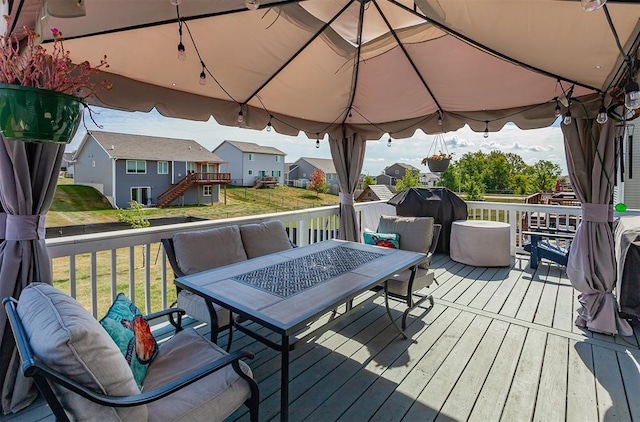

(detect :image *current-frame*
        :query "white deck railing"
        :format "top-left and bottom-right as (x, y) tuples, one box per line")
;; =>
(45, 200), (592, 317)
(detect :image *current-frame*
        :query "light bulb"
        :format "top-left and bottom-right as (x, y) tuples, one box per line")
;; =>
(245, 0), (260, 10)
(554, 103), (561, 117)
(437, 114), (443, 126)
(170, 0), (181, 5)
(483, 129), (489, 139)
(177, 43), (186, 61)
(199, 71), (206, 86)
(316, 139), (320, 148)
(596, 106), (608, 124)
(563, 112), (572, 125)
(237, 110), (244, 123)
(581, 0), (606, 11)
(387, 137), (392, 147)
(266, 122), (272, 132)
(625, 80), (640, 110)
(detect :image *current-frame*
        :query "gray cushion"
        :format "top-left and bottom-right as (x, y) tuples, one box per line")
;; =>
(176, 290), (230, 327)
(378, 215), (434, 269)
(173, 225), (247, 275)
(144, 328), (253, 422)
(17, 283), (146, 421)
(240, 220), (293, 259)
(386, 267), (435, 296)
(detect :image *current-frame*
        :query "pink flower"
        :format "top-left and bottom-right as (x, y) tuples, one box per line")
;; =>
(51, 28), (59, 35)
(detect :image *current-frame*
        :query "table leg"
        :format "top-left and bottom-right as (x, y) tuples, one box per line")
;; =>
(280, 334), (290, 422)
(384, 282), (408, 340)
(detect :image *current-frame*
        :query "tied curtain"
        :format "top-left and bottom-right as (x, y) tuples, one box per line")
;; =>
(330, 133), (366, 242)
(0, 137), (64, 414)
(562, 119), (632, 336)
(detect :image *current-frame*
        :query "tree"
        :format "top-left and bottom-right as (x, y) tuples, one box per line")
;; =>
(362, 174), (375, 190)
(308, 169), (329, 197)
(439, 163), (460, 192)
(117, 200), (150, 229)
(484, 151), (512, 192)
(394, 169), (420, 192)
(464, 174), (485, 200)
(528, 160), (561, 192)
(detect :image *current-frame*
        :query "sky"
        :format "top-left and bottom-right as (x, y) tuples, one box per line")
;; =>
(69, 107), (568, 176)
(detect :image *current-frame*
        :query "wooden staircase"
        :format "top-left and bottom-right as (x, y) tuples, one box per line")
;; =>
(157, 173), (196, 208)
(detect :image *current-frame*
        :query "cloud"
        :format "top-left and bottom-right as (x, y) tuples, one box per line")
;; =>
(447, 136), (474, 148)
(511, 142), (546, 152)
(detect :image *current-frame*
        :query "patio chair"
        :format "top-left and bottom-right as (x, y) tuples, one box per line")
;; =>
(3, 283), (259, 422)
(522, 227), (574, 269)
(372, 215), (441, 329)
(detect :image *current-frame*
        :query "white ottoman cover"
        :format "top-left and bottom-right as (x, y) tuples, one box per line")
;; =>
(450, 220), (511, 267)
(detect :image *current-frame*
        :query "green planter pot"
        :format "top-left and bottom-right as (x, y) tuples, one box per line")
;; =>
(426, 158), (450, 173)
(0, 84), (83, 144)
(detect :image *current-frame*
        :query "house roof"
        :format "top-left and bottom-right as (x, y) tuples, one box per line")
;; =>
(386, 162), (420, 172)
(363, 185), (394, 201)
(79, 131), (225, 163)
(216, 140), (285, 156)
(297, 157), (336, 174)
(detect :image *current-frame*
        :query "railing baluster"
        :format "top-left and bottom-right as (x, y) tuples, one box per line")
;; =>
(145, 243), (151, 314)
(69, 255), (76, 299)
(110, 249), (117, 301)
(90, 252), (98, 318)
(129, 246), (135, 304)
(161, 247), (168, 310)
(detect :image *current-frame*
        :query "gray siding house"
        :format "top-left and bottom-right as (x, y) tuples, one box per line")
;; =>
(212, 140), (286, 187)
(73, 131), (227, 208)
(288, 157), (338, 186)
(376, 163), (420, 187)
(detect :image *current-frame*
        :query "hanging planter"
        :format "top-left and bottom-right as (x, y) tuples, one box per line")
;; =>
(426, 157), (451, 173)
(0, 84), (83, 144)
(421, 133), (453, 173)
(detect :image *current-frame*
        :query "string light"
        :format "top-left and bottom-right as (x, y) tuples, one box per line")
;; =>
(437, 111), (443, 126)
(387, 136), (392, 147)
(483, 121), (489, 138)
(596, 95), (608, 124)
(348, 109), (353, 118)
(199, 61), (206, 86)
(237, 106), (244, 123)
(316, 133), (320, 148)
(170, 0), (181, 5)
(266, 116), (273, 132)
(563, 109), (572, 125)
(625, 79), (640, 110)
(177, 23), (186, 61)
(554, 98), (561, 117)
(245, 0), (260, 10)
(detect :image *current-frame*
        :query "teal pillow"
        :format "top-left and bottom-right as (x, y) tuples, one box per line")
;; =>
(100, 294), (158, 387)
(363, 232), (400, 249)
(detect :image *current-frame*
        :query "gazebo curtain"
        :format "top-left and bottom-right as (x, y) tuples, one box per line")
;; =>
(0, 138), (65, 414)
(329, 133), (366, 242)
(562, 119), (632, 337)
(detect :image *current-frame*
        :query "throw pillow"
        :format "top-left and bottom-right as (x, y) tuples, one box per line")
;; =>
(363, 232), (400, 249)
(100, 293), (158, 387)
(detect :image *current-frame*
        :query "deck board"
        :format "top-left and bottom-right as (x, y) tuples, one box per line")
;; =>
(4, 253), (640, 422)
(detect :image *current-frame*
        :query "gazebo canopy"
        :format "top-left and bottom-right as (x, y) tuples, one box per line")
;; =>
(5, 0), (640, 140)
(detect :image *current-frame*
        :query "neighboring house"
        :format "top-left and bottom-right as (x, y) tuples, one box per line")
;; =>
(72, 131), (227, 208)
(356, 185), (395, 202)
(375, 173), (395, 186)
(212, 140), (286, 187)
(376, 163), (420, 187)
(288, 157), (338, 186)
(420, 172), (440, 188)
(61, 152), (75, 178)
(616, 124), (640, 210)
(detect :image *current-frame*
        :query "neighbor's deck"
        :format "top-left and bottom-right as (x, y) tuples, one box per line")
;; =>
(5, 253), (640, 422)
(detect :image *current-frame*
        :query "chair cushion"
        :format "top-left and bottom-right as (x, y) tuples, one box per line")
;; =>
(173, 225), (247, 274)
(144, 328), (253, 422)
(378, 215), (434, 269)
(386, 268), (435, 296)
(17, 283), (146, 421)
(177, 290), (231, 327)
(363, 232), (400, 249)
(240, 220), (293, 259)
(100, 293), (158, 387)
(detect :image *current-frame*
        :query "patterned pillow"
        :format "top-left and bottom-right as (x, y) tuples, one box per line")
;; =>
(100, 294), (158, 387)
(363, 232), (400, 249)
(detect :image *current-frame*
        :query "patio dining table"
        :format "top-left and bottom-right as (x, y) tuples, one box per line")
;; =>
(175, 239), (426, 421)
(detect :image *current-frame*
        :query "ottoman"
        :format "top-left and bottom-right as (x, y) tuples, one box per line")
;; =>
(450, 220), (511, 267)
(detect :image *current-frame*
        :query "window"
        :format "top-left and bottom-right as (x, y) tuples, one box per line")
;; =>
(186, 162), (195, 173)
(203, 185), (212, 196)
(130, 187), (151, 205)
(248, 170), (253, 175)
(126, 160), (146, 174)
(248, 153), (255, 161)
(272, 170), (281, 177)
(157, 161), (169, 174)
(394, 169), (399, 175)
(275, 155), (282, 162)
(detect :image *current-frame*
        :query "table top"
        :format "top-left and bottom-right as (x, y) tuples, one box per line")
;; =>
(175, 239), (426, 335)
(453, 220), (510, 229)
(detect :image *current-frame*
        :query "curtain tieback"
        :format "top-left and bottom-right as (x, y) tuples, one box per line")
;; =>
(581, 203), (612, 223)
(6, 214), (46, 240)
(0, 212), (6, 239)
(339, 192), (354, 205)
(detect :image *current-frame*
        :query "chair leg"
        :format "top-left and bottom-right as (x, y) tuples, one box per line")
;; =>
(401, 293), (434, 330)
(226, 319), (234, 352)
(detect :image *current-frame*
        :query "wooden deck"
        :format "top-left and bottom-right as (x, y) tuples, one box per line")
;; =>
(4, 253), (640, 422)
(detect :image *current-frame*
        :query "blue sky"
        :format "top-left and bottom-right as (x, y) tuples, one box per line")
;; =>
(69, 107), (568, 175)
